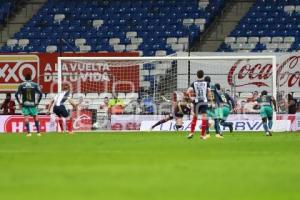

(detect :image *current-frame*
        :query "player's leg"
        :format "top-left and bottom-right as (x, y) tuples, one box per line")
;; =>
(187, 103), (199, 139)
(24, 116), (31, 136)
(260, 106), (270, 136)
(175, 117), (183, 131)
(61, 106), (73, 134)
(214, 107), (223, 138)
(262, 117), (271, 136)
(266, 106), (273, 135)
(214, 118), (223, 138)
(53, 106), (64, 132)
(199, 104), (208, 139)
(220, 106), (233, 132)
(32, 115), (41, 136)
(66, 117), (73, 134)
(200, 112), (208, 139)
(30, 107), (40, 136)
(205, 108), (214, 137)
(266, 106), (273, 129)
(57, 117), (65, 132)
(22, 107), (31, 136)
(151, 114), (173, 130)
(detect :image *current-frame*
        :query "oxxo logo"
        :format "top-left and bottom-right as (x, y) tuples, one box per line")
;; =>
(0, 55), (39, 87)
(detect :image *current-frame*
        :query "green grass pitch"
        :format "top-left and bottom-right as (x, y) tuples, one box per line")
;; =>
(0, 132), (300, 200)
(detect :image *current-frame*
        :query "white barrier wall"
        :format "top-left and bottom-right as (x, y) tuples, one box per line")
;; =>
(110, 114), (299, 132)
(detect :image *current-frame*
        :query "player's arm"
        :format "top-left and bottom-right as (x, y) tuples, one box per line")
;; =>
(177, 102), (183, 114)
(207, 88), (215, 109)
(227, 94), (236, 109)
(47, 99), (54, 114)
(161, 95), (171, 102)
(187, 87), (197, 103)
(15, 85), (22, 108)
(35, 84), (43, 106)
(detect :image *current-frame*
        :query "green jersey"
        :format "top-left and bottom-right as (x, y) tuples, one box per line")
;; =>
(15, 81), (42, 107)
(257, 95), (272, 107)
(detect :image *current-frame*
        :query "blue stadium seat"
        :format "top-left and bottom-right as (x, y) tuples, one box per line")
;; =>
(220, 0), (300, 52)
(2, 0), (225, 54)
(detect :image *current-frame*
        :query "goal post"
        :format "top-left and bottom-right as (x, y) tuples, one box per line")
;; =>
(57, 55), (280, 131)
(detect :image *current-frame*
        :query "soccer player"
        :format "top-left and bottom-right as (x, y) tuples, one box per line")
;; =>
(256, 90), (277, 136)
(151, 91), (193, 131)
(47, 84), (78, 134)
(15, 73), (43, 136)
(203, 76), (223, 138)
(214, 83), (234, 133)
(187, 70), (211, 139)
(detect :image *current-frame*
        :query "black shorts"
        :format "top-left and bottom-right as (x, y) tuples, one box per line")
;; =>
(173, 104), (191, 118)
(53, 105), (69, 118)
(193, 102), (208, 115)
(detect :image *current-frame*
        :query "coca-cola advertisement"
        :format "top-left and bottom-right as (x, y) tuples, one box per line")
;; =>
(177, 52), (300, 93)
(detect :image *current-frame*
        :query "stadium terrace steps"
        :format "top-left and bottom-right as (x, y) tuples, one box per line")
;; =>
(0, 0), (46, 46)
(193, 0), (255, 52)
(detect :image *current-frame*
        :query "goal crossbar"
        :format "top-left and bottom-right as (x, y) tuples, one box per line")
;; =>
(58, 55), (276, 61)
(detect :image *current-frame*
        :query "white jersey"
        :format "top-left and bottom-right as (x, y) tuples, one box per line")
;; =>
(54, 91), (71, 106)
(190, 80), (208, 103)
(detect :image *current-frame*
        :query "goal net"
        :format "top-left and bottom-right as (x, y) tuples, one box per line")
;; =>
(57, 55), (278, 131)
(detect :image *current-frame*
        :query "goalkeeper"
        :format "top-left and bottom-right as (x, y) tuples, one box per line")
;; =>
(15, 73), (43, 136)
(151, 91), (193, 131)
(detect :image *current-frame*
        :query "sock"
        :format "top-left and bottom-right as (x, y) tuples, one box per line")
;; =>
(214, 119), (220, 134)
(201, 118), (207, 136)
(268, 120), (273, 130)
(58, 118), (64, 131)
(263, 122), (269, 132)
(190, 116), (197, 133)
(67, 118), (73, 132)
(152, 119), (168, 129)
(34, 120), (40, 133)
(25, 121), (30, 133)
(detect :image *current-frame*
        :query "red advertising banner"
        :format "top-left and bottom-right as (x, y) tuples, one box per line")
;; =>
(0, 52), (139, 93)
(1, 110), (93, 133)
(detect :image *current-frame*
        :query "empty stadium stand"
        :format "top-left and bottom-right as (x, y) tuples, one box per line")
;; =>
(218, 0), (300, 52)
(1, 0), (225, 55)
(0, 0), (15, 25)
